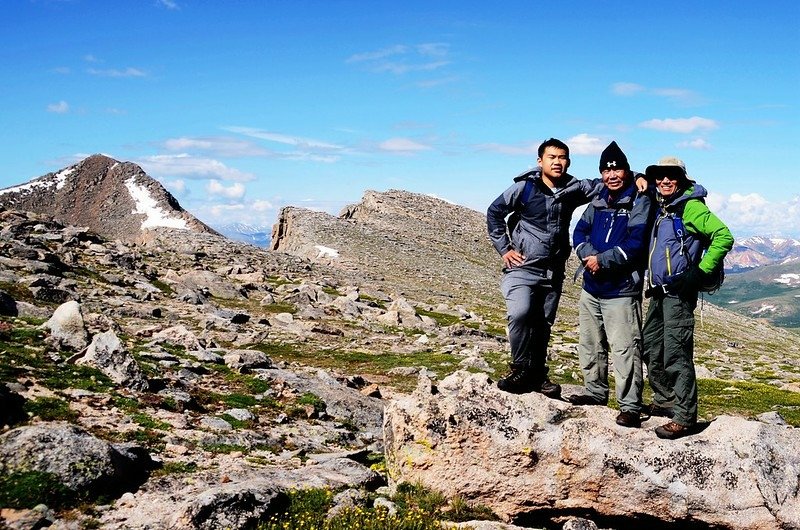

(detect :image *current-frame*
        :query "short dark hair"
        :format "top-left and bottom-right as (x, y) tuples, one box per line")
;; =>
(538, 138), (570, 158)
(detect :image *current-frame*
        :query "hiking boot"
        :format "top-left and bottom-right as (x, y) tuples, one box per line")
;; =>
(615, 411), (642, 428)
(497, 363), (534, 394)
(646, 403), (674, 418)
(536, 379), (562, 399)
(654, 421), (692, 440)
(567, 394), (607, 406)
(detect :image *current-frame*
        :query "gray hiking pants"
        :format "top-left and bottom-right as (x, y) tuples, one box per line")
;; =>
(577, 290), (643, 413)
(501, 269), (563, 383)
(642, 294), (698, 426)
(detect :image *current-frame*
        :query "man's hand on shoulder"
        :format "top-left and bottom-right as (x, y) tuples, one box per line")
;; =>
(503, 249), (525, 268)
(635, 175), (648, 193)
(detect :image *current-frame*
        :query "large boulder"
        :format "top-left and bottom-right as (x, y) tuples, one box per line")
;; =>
(384, 371), (800, 530)
(0, 422), (151, 499)
(78, 330), (149, 391)
(41, 300), (88, 350)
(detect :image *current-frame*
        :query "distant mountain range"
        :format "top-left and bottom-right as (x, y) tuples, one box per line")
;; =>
(213, 223), (272, 247)
(726, 236), (800, 271)
(716, 237), (800, 330)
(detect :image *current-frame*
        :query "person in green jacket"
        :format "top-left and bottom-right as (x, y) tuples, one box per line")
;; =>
(642, 157), (734, 439)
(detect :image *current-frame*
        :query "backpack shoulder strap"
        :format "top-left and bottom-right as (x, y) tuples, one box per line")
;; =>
(519, 179), (534, 207)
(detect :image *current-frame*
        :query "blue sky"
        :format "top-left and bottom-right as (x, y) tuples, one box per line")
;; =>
(2, 0), (799, 238)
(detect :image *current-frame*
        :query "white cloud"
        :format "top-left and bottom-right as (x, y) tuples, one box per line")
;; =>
(374, 60), (450, 75)
(347, 43), (451, 75)
(378, 137), (432, 154)
(475, 142), (538, 156)
(712, 192), (800, 238)
(566, 134), (606, 155)
(87, 67), (147, 78)
(223, 126), (347, 162)
(163, 136), (269, 157)
(652, 88), (696, 100)
(677, 138), (713, 150)
(200, 199), (277, 222)
(612, 82), (645, 96)
(47, 100), (69, 114)
(251, 199), (273, 211)
(53, 67), (71, 75)
(639, 116), (718, 133)
(164, 179), (186, 195)
(136, 154), (256, 182)
(612, 82), (704, 104)
(415, 76), (460, 89)
(157, 0), (179, 9)
(207, 180), (246, 199)
(83, 54), (101, 63)
(209, 203), (246, 217)
(224, 127), (343, 150)
(416, 43), (449, 57)
(346, 45), (409, 63)
(476, 135), (605, 157)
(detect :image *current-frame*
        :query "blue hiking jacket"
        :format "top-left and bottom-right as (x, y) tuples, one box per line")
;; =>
(572, 182), (654, 298)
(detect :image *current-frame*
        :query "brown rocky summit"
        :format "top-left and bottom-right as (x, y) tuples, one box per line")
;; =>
(0, 154), (217, 242)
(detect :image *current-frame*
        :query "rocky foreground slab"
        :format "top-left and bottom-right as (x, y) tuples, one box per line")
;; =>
(384, 371), (800, 530)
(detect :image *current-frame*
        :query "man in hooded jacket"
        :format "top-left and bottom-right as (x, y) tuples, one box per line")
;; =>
(487, 138), (606, 397)
(642, 157), (733, 439)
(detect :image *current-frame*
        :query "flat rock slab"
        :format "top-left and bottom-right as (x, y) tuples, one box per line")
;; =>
(384, 371), (800, 530)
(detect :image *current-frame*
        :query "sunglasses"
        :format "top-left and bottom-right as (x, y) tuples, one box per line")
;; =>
(655, 175), (680, 182)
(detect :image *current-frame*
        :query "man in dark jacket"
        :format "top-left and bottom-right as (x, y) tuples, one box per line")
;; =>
(568, 141), (654, 428)
(643, 157), (733, 439)
(487, 138), (604, 397)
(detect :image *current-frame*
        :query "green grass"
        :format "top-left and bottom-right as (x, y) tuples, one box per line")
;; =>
(415, 308), (461, 327)
(0, 319), (114, 393)
(201, 443), (249, 454)
(220, 413), (255, 429)
(0, 471), (80, 510)
(152, 461), (198, 477)
(150, 278), (174, 295)
(259, 484), (497, 530)
(23, 396), (77, 422)
(698, 378), (800, 426)
(129, 411), (171, 431)
(0, 282), (35, 303)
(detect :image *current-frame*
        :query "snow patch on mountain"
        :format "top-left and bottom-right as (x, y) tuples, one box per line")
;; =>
(125, 178), (188, 230)
(751, 304), (777, 315)
(774, 273), (800, 286)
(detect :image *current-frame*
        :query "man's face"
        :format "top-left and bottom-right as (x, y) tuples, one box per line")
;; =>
(601, 168), (627, 192)
(656, 174), (680, 198)
(538, 147), (570, 181)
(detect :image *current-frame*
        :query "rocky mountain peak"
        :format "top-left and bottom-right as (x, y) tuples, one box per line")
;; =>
(0, 154), (217, 242)
(271, 189), (493, 304)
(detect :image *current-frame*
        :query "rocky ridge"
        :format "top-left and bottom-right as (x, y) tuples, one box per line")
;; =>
(0, 154), (217, 243)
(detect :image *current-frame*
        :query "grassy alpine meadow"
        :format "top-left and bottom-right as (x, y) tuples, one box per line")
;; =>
(259, 483), (496, 530)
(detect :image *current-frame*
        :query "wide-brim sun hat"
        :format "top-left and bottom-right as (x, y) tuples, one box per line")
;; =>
(645, 156), (690, 183)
